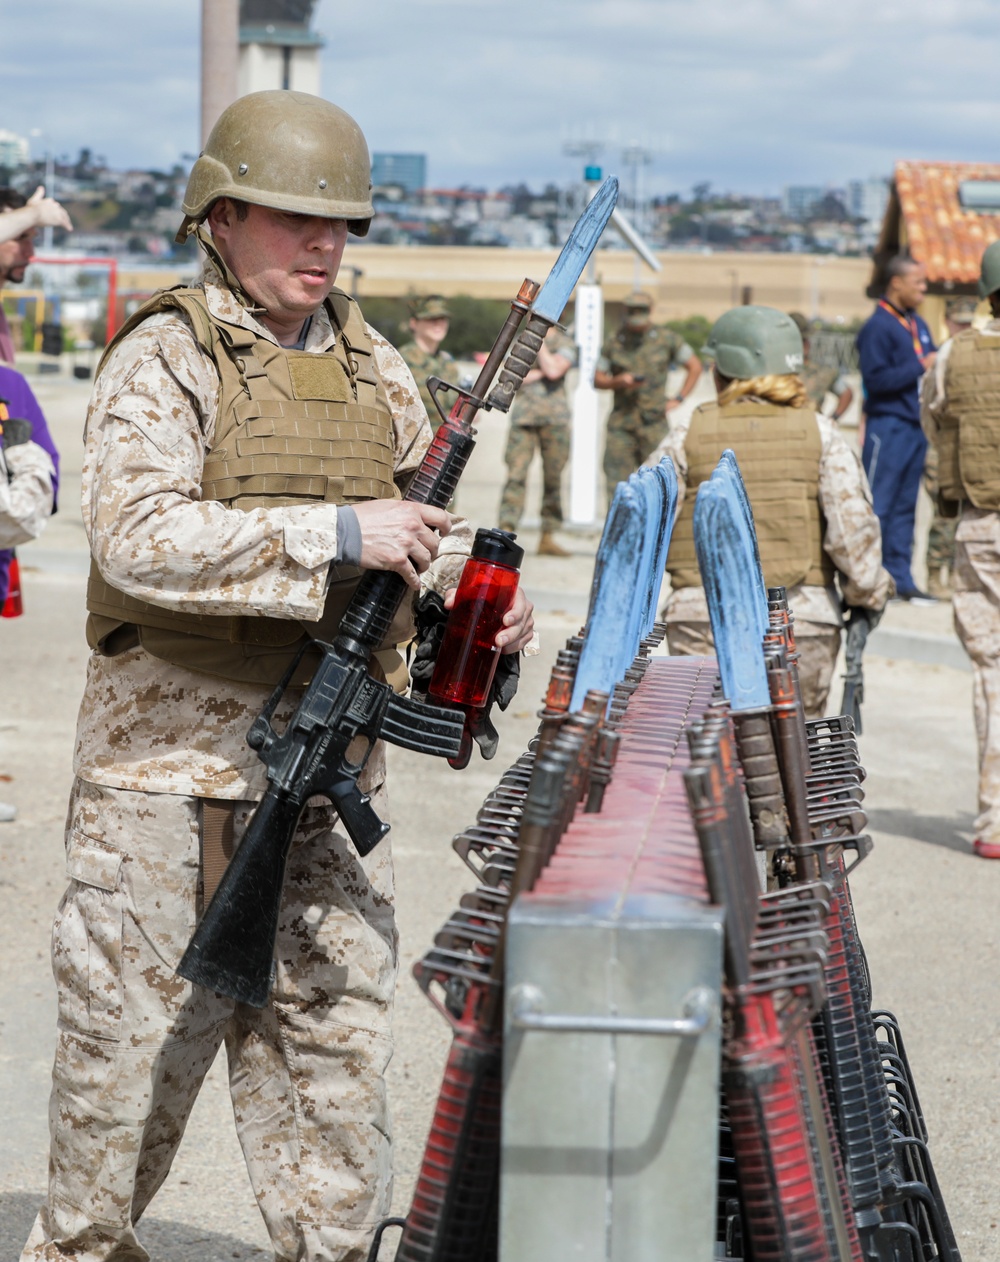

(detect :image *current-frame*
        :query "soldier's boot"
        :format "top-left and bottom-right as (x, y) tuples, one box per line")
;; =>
(538, 532), (571, 558)
(926, 565), (951, 600)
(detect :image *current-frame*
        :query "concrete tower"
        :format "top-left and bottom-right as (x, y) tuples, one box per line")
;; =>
(201, 0), (240, 146)
(239, 0), (325, 97)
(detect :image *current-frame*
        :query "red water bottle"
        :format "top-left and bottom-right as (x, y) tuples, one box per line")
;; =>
(1, 554), (22, 618)
(429, 527), (523, 710)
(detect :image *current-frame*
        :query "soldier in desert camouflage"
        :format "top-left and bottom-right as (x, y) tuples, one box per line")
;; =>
(653, 305), (892, 720)
(498, 322), (577, 556)
(922, 246), (1000, 859)
(21, 91), (533, 1262)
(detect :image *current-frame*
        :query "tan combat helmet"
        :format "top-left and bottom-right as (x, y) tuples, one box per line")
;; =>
(176, 90), (374, 243)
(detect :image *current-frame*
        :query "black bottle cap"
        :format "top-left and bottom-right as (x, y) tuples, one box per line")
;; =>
(471, 527), (524, 569)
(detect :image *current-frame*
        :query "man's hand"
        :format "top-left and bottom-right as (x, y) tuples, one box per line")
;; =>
(443, 582), (535, 654)
(353, 500), (451, 589)
(665, 397), (682, 414)
(26, 185), (73, 232)
(921, 351), (937, 372)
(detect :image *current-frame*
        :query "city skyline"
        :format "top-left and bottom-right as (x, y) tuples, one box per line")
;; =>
(2, 1), (997, 196)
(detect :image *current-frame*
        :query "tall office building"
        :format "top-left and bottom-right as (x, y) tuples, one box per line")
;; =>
(781, 185), (825, 221)
(371, 154), (427, 197)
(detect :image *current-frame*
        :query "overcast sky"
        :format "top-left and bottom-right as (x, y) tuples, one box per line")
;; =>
(3, 0), (999, 197)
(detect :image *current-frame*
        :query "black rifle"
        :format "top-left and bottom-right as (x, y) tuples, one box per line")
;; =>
(177, 277), (548, 1007)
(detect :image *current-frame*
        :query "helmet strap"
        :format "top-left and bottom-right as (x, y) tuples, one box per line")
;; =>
(194, 224), (263, 314)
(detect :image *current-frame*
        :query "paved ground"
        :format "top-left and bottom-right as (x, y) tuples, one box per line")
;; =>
(1, 371), (996, 1260)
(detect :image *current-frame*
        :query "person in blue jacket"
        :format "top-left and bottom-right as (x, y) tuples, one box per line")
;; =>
(856, 255), (937, 600)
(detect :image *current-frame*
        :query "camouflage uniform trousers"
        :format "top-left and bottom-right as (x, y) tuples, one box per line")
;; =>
(952, 507), (1000, 844)
(666, 621), (842, 721)
(603, 410), (668, 503)
(498, 423), (570, 532)
(21, 778), (398, 1262)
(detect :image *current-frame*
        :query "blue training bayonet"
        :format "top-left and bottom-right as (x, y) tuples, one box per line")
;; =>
(487, 176), (618, 411)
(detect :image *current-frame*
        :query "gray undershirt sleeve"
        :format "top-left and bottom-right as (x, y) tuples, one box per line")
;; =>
(336, 504), (363, 566)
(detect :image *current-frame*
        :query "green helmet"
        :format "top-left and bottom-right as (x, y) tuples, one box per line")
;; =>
(705, 305), (804, 379)
(176, 90), (373, 243)
(978, 240), (1000, 298)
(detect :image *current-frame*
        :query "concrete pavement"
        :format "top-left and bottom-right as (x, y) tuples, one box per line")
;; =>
(1, 372), (996, 1259)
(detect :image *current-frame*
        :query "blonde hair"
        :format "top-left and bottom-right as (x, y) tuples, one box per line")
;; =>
(716, 373), (810, 410)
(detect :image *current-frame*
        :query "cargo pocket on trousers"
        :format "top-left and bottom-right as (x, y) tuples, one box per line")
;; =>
(52, 831), (125, 1041)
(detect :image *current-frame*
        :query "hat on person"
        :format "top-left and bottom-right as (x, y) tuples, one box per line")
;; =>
(788, 311), (810, 336)
(945, 297), (977, 325)
(411, 295), (451, 321)
(623, 291), (654, 311)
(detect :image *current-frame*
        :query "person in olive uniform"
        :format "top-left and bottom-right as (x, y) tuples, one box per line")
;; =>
(398, 294), (455, 428)
(498, 323), (577, 555)
(788, 310), (854, 420)
(594, 291), (701, 502)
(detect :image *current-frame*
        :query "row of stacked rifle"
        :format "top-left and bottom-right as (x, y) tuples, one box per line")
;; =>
(368, 452), (959, 1261)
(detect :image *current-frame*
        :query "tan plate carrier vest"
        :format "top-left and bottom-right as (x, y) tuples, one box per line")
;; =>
(667, 400), (834, 591)
(86, 284), (409, 687)
(935, 330), (1000, 511)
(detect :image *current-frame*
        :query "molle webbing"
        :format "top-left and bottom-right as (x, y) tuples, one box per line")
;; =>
(667, 401), (832, 591)
(938, 331), (1000, 509)
(86, 284), (408, 685)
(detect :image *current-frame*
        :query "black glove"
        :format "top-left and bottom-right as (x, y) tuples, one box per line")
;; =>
(844, 604), (883, 635)
(0, 417), (32, 449)
(408, 590), (522, 767)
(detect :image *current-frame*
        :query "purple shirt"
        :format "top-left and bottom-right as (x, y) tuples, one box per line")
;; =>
(0, 364), (59, 605)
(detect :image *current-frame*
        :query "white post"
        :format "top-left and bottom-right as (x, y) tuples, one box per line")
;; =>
(569, 283), (604, 526)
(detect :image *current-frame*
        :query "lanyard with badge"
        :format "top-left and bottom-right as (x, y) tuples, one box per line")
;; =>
(877, 299), (929, 364)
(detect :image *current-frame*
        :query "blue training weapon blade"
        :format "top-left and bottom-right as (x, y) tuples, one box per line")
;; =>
(487, 176), (619, 411)
(693, 455), (770, 711)
(571, 481), (646, 713)
(531, 176), (619, 324)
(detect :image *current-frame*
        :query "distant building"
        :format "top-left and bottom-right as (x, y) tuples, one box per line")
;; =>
(372, 154), (427, 197)
(0, 129), (29, 171)
(239, 0), (324, 96)
(847, 177), (890, 226)
(782, 185), (825, 221)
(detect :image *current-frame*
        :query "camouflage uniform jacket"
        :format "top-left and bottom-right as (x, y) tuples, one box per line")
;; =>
(598, 325), (693, 425)
(76, 261), (471, 801)
(397, 339), (455, 426)
(651, 408), (892, 632)
(0, 439), (54, 547)
(511, 329), (577, 428)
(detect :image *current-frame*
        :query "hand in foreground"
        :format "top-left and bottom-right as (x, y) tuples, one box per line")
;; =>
(443, 582), (535, 655)
(353, 500), (452, 588)
(27, 185), (73, 231)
